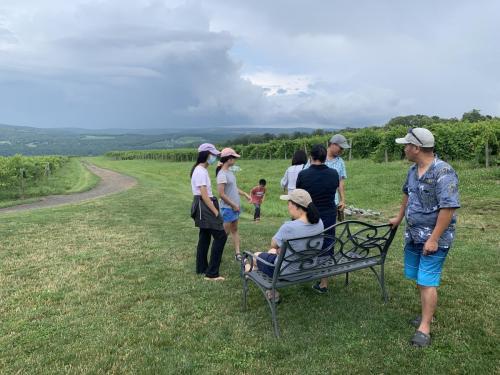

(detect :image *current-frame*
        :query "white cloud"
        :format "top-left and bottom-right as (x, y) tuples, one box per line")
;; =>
(243, 72), (312, 96)
(0, 0), (499, 129)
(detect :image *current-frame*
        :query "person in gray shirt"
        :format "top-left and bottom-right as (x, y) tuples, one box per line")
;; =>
(244, 189), (324, 302)
(216, 148), (251, 261)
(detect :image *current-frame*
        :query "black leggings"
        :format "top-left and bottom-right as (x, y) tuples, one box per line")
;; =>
(253, 204), (261, 220)
(196, 228), (227, 278)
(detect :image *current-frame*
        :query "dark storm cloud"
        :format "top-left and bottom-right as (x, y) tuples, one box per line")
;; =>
(0, 0), (499, 129)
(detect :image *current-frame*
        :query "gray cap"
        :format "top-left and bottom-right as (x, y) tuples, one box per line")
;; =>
(280, 188), (312, 207)
(395, 128), (435, 147)
(329, 134), (350, 149)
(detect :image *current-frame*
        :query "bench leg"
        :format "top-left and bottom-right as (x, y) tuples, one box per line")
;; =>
(267, 294), (281, 338)
(242, 275), (249, 311)
(369, 265), (388, 303)
(270, 299), (280, 338)
(380, 263), (388, 303)
(345, 272), (349, 286)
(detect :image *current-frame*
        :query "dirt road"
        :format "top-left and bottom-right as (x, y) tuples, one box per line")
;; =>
(0, 163), (137, 214)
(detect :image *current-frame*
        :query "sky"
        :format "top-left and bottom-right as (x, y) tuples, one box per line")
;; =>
(0, 0), (499, 129)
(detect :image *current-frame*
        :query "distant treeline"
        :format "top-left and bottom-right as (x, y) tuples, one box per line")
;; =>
(106, 111), (499, 165)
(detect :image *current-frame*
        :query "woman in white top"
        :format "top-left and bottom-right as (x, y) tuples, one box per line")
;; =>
(190, 143), (227, 281)
(280, 150), (308, 193)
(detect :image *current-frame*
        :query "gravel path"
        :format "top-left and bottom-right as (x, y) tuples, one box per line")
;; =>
(0, 163), (137, 214)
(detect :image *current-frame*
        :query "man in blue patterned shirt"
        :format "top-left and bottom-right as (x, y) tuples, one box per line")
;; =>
(389, 127), (460, 348)
(326, 134), (349, 212)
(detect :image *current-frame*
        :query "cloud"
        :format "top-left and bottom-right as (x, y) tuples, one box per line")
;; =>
(0, 0), (268, 128)
(0, 0), (499, 129)
(210, 0), (500, 121)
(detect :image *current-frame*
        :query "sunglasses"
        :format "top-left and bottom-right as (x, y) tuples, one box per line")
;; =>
(408, 128), (424, 146)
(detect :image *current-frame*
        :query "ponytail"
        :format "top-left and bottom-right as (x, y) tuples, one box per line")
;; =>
(215, 156), (232, 177)
(305, 202), (320, 224)
(190, 151), (210, 177)
(290, 201), (320, 224)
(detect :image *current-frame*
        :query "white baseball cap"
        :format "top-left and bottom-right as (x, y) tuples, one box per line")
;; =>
(395, 128), (435, 147)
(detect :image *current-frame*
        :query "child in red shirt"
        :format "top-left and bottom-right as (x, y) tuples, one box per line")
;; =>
(250, 179), (267, 221)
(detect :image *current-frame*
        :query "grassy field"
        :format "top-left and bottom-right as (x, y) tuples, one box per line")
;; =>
(0, 158), (100, 208)
(0, 157), (498, 374)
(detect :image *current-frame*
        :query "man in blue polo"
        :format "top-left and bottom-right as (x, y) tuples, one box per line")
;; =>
(390, 127), (460, 348)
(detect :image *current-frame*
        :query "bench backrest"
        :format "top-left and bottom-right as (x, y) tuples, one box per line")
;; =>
(272, 220), (397, 283)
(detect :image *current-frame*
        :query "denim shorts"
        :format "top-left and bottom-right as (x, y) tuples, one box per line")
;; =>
(404, 242), (449, 287)
(257, 253), (277, 278)
(221, 207), (240, 223)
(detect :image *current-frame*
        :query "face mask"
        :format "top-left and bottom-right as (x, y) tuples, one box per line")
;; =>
(207, 154), (217, 165)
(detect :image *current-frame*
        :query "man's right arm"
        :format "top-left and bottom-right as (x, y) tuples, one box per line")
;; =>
(389, 194), (408, 227)
(338, 178), (346, 211)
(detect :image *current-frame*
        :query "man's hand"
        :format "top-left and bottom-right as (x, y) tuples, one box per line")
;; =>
(423, 238), (439, 255)
(338, 200), (345, 211)
(389, 217), (402, 227)
(232, 204), (240, 212)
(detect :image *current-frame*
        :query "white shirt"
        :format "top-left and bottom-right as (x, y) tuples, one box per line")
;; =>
(281, 164), (305, 192)
(191, 165), (213, 197)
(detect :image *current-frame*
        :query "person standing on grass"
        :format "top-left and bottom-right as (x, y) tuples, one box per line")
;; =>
(190, 143), (227, 281)
(389, 128), (460, 347)
(216, 148), (251, 262)
(296, 144), (339, 294)
(250, 179), (267, 222)
(280, 150), (308, 193)
(325, 134), (350, 221)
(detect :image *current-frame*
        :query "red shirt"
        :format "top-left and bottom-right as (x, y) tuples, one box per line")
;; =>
(250, 186), (266, 204)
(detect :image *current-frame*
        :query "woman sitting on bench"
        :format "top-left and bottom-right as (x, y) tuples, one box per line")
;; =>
(245, 189), (324, 300)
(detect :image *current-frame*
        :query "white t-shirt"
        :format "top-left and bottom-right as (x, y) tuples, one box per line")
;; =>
(191, 165), (213, 197)
(280, 164), (305, 192)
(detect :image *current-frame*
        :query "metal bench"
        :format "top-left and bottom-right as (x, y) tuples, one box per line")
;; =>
(241, 220), (398, 337)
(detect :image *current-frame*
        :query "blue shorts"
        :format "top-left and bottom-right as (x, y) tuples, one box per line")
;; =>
(404, 242), (449, 287)
(221, 208), (240, 223)
(257, 253), (277, 278)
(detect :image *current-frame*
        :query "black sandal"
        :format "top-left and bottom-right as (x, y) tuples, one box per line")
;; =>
(410, 330), (431, 347)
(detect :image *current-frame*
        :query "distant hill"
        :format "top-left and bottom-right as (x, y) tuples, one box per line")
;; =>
(0, 123), (327, 156)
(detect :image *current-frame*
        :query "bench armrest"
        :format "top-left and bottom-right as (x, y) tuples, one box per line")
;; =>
(242, 250), (276, 272)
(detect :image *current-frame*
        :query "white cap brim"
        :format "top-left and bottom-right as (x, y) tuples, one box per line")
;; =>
(279, 194), (291, 201)
(395, 137), (410, 144)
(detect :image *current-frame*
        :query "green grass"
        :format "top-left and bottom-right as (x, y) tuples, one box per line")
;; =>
(0, 158), (100, 208)
(0, 158), (498, 374)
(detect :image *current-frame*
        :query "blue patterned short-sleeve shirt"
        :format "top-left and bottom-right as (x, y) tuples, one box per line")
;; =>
(325, 156), (346, 205)
(403, 157), (460, 248)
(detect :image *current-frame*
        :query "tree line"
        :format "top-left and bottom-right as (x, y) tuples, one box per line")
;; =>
(106, 115), (499, 166)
